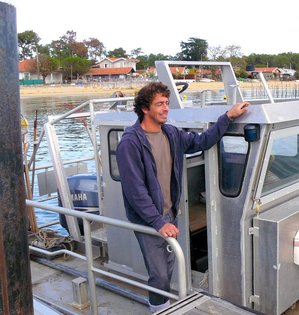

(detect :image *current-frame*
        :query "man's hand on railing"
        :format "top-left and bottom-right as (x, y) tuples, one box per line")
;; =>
(159, 223), (179, 238)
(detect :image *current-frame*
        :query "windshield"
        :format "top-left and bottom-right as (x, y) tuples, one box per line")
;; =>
(262, 133), (299, 196)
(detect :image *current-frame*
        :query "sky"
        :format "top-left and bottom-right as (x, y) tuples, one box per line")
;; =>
(14, 0), (299, 57)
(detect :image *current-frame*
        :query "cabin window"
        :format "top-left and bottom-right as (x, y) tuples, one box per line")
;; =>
(219, 135), (249, 197)
(108, 129), (123, 180)
(262, 134), (299, 196)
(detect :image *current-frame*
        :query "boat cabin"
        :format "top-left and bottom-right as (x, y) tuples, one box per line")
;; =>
(94, 62), (299, 315)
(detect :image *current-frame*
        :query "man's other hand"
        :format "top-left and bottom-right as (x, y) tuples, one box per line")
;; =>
(159, 223), (179, 238)
(226, 101), (250, 119)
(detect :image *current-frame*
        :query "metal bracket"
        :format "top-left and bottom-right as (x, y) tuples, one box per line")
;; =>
(70, 277), (90, 310)
(249, 295), (260, 305)
(249, 227), (259, 236)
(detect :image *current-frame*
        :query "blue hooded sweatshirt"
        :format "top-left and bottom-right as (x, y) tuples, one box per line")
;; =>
(116, 113), (231, 231)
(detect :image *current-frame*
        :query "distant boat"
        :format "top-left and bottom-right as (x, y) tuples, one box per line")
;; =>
(199, 78), (215, 82)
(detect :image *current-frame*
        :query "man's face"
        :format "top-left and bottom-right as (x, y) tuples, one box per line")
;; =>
(143, 93), (169, 125)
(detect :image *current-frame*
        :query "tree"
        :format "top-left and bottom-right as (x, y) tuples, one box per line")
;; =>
(61, 30), (77, 50)
(180, 37), (208, 61)
(18, 30), (40, 60)
(247, 54), (274, 67)
(38, 54), (59, 83)
(135, 53), (172, 70)
(174, 51), (183, 61)
(149, 53), (171, 65)
(50, 30), (88, 58)
(275, 53), (294, 68)
(37, 44), (51, 55)
(208, 46), (226, 60)
(70, 42), (88, 59)
(208, 44), (242, 61)
(107, 47), (128, 58)
(135, 55), (148, 70)
(224, 45), (242, 58)
(84, 38), (105, 63)
(229, 56), (248, 72)
(60, 56), (91, 81)
(50, 39), (71, 58)
(130, 48), (143, 58)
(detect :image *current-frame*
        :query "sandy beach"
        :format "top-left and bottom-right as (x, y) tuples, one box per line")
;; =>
(20, 80), (299, 98)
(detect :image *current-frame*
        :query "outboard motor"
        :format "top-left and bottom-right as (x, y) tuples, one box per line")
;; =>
(58, 174), (99, 234)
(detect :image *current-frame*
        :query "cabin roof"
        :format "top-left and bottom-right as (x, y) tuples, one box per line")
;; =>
(95, 101), (299, 127)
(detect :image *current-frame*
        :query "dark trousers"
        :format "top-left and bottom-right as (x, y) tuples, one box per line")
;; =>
(134, 211), (176, 306)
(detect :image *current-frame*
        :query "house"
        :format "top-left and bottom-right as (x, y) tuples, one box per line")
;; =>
(19, 59), (37, 79)
(246, 67), (281, 80)
(247, 67), (297, 81)
(84, 57), (139, 81)
(84, 67), (136, 81)
(277, 68), (296, 80)
(19, 59), (63, 84)
(94, 57), (138, 71)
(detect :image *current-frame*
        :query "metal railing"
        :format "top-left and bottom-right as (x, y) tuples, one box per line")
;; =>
(43, 96), (135, 240)
(26, 199), (187, 315)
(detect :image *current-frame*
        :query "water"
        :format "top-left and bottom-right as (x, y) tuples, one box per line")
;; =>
(21, 94), (111, 234)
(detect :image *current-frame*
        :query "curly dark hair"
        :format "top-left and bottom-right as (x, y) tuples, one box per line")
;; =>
(134, 82), (170, 121)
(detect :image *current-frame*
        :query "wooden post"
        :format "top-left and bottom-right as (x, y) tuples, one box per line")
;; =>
(21, 126), (38, 233)
(23, 144), (39, 233)
(0, 2), (34, 314)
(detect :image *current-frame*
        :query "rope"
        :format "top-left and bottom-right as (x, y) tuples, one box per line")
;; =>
(31, 229), (73, 253)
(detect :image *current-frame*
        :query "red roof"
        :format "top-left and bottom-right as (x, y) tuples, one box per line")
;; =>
(19, 59), (37, 73)
(107, 57), (122, 62)
(93, 57), (139, 65)
(86, 67), (134, 76)
(252, 67), (278, 73)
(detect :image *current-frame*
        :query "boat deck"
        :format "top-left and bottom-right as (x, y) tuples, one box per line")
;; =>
(31, 256), (150, 315)
(31, 253), (299, 315)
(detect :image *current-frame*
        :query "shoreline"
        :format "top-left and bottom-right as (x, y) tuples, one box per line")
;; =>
(20, 80), (299, 98)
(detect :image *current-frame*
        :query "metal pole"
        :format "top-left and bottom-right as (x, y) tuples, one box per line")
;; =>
(83, 218), (98, 315)
(0, 1), (34, 314)
(89, 101), (104, 214)
(258, 72), (275, 103)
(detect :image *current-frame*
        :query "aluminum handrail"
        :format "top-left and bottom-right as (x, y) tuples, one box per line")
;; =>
(48, 97), (134, 125)
(44, 97), (135, 240)
(32, 156), (95, 171)
(26, 199), (187, 315)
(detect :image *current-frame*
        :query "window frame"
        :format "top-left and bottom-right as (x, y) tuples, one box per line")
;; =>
(218, 134), (250, 197)
(108, 129), (123, 181)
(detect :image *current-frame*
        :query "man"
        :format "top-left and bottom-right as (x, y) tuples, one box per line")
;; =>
(116, 82), (249, 313)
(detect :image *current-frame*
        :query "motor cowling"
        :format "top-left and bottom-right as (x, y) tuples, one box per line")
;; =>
(58, 174), (99, 234)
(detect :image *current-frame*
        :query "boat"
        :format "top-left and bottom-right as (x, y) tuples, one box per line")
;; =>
(25, 60), (299, 315)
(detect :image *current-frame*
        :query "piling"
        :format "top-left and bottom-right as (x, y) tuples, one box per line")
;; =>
(0, 1), (34, 314)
